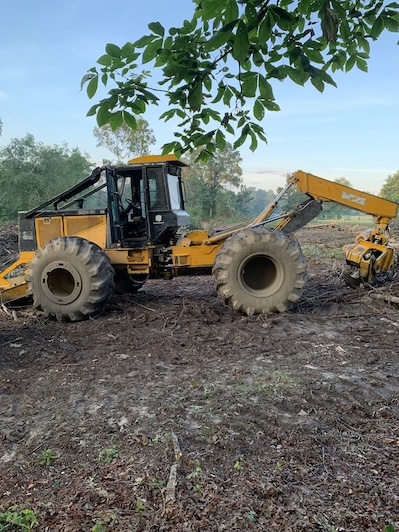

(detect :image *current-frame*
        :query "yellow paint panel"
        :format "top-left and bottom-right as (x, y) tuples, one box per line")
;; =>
(172, 244), (221, 269)
(63, 215), (107, 248)
(36, 217), (63, 248)
(106, 247), (152, 267)
(0, 253), (34, 302)
(0, 253), (33, 286)
(295, 171), (399, 219)
(0, 281), (29, 303)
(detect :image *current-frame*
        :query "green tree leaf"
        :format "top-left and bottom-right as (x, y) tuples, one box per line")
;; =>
(371, 15), (384, 38)
(258, 12), (274, 43)
(224, 0), (239, 23)
(258, 75), (274, 100)
(233, 20), (249, 64)
(97, 104), (111, 127)
(123, 111), (137, 130)
(253, 99), (265, 121)
(135, 34), (157, 48)
(81, 72), (95, 90)
(345, 55), (356, 72)
(356, 57), (368, 72)
(105, 43), (121, 58)
(148, 21), (165, 37)
(215, 129), (227, 150)
(241, 73), (257, 97)
(87, 104), (99, 117)
(109, 111), (124, 131)
(206, 20), (237, 51)
(311, 77), (324, 92)
(97, 54), (113, 67)
(86, 76), (98, 99)
(142, 38), (163, 64)
(188, 80), (203, 111)
(263, 100), (280, 111)
(200, 0), (226, 21)
(287, 67), (307, 85)
(382, 14), (399, 31)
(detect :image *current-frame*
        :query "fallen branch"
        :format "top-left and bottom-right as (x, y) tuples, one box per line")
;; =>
(171, 431), (182, 460)
(380, 316), (399, 328)
(131, 300), (156, 312)
(164, 464), (178, 504)
(164, 432), (182, 506)
(1, 303), (11, 315)
(370, 293), (399, 305)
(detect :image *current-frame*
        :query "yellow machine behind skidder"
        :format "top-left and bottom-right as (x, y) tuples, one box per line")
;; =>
(0, 155), (397, 321)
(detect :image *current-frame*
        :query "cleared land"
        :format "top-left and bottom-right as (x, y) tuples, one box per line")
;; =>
(1, 225), (398, 531)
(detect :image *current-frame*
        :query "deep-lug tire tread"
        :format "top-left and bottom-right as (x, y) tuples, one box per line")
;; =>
(212, 227), (307, 316)
(26, 237), (115, 322)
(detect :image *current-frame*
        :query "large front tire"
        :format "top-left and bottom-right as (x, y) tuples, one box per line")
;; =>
(27, 237), (115, 322)
(213, 227), (307, 315)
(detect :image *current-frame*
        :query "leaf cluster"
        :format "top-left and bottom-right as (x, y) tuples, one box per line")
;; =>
(0, 506), (38, 530)
(38, 448), (57, 467)
(82, 0), (399, 157)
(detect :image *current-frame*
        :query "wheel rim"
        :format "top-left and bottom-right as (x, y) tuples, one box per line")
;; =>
(40, 261), (82, 305)
(238, 252), (284, 297)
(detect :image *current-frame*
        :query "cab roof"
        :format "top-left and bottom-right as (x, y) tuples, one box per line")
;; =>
(128, 155), (189, 167)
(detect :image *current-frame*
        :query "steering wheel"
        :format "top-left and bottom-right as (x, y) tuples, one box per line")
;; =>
(123, 198), (141, 214)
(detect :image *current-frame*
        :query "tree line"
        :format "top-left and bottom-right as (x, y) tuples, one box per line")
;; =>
(0, 121), (397, 225)
(1, 1), (397, 224)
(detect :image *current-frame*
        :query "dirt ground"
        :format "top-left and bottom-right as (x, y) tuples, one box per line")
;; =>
(1, 225), (399, 531)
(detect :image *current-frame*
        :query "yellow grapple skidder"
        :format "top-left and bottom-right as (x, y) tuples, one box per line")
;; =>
(0, 156), (397, 320)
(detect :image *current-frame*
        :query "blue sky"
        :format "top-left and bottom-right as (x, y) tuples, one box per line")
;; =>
(0, 0), (398, 194)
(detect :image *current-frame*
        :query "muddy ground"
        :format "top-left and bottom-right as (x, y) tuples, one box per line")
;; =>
(0, 226), (398, 531)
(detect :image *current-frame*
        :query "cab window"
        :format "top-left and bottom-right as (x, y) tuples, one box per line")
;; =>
(147, 167), (167, 210)
(167, 173), (183, 210)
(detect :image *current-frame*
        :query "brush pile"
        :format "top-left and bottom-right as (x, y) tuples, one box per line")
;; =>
(0, 222), (18, 270)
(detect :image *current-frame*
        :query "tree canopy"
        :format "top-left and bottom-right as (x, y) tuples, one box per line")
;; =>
(93, 118), (155, 164)
(83, 0), (399, 159)
(278, 173), (357, 219)
(0, 134), (93, 220)
(184, 143), (243, 221)
(380, 169), (399, 202)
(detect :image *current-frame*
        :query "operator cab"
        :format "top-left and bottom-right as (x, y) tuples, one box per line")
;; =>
(106, 155), (190, 248)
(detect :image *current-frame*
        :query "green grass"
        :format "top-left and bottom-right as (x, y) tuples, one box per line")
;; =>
(309, 217), (374, 227)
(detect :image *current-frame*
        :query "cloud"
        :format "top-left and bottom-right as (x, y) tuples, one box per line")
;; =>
(249, 169), (289, 176)
(277, 92), (396, 119)
(242, 167), (289, 192)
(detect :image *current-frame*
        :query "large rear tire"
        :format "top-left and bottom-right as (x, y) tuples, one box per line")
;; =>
(27, 237), (115, 322)
(213, 227), (307, 315)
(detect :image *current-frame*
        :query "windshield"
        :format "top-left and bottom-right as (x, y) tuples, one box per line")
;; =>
(147, 167), (167, 210)
(167, 173), (183, 210)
